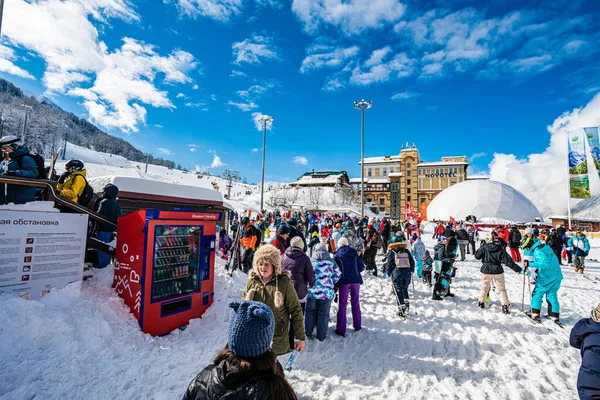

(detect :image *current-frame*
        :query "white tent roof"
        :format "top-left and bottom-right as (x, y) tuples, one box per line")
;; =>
(427, 180), (543, 223)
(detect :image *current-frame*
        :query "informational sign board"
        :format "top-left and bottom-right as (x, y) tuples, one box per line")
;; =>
(0, 211), (88, 300)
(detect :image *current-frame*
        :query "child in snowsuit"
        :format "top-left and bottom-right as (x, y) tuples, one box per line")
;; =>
(570, 303), (600, 400)
(432, 236), (456, 300)
(411, 237), (426, 279)
(307, 231), (320, 257)
(526, 234), (563, 323)
(386, 235), (415, 318)
(422, 250), (433, 287)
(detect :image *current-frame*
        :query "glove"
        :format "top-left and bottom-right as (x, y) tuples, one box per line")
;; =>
(520, 269), (530, 276)
(58, 171), (70, 184)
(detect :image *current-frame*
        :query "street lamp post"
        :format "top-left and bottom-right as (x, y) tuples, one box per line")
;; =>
(354, 99), (372, 218)
(257, 115), (272, 213)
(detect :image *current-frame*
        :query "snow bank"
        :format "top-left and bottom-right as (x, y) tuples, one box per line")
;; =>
(60, 142), (132, 168)
(0, 201), (59, 212)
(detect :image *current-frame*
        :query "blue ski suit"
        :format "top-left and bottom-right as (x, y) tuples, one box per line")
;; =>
(529, 243), (563, 313)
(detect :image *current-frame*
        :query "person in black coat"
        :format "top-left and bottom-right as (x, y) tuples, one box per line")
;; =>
(475, 237), (524, 314)
(95, 184), (122, 268)
(570, 303), (600, 400)
(183, 301), (297, 400)
(287, 217), (307, 251)
(546, 230), (563, 265)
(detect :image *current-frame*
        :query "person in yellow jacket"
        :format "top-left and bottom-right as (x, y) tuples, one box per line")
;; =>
(57, 159), (87, 202)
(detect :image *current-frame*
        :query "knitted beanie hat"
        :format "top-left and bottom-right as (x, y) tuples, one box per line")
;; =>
(278, 224), (290, 235)
(591, 303), (600, 324)
(290, 236), (304, 248)
(228, 301), (275, 358)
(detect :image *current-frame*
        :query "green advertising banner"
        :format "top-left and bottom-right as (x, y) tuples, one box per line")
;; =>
(584, 127), (600, 179)
(568, 129), (591, 198)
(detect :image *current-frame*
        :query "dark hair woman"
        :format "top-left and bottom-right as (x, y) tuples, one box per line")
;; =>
(183, 301), (298, 400)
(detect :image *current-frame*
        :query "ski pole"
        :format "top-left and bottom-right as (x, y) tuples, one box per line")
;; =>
(527, 276), (533, 313)
(521, 272), (526, 312)
(411, 274), (417, 315)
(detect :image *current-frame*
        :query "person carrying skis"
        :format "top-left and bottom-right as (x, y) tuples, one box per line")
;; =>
(569, 303), (600, 400)
(508, 225), (522, 262)
(432, 236), (457, 300)
(568, 229), (590, 274)
(386, 235), (415, 318)
(411, 236), (426, 279)
(525, 233), (563, 323)
(475, 235), (526, 314)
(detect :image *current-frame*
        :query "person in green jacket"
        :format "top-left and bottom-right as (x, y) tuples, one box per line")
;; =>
(244, 244), (306, 355)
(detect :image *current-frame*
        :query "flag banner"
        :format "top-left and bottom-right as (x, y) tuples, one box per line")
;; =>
(584, 127), (600, 179)
(568, 129), (591, 198)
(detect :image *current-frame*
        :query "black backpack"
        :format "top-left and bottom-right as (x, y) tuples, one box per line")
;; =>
(16, 152), (47, 179)
(77, 175), (94, 208)
(511, 230), (522, 246)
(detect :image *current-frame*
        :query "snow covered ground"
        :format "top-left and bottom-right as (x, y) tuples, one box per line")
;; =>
(1, 228), (598, 399)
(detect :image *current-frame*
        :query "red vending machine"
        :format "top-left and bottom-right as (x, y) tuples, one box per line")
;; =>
(114, 209), (220, 336)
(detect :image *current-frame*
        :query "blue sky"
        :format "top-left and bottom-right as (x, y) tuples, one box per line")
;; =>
(1, 0), (600, 183)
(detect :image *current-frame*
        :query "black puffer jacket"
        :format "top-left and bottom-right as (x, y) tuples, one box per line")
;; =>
(456, 229), (469, 241)
(183, 359), (285, 400)
(475, 241), (522, 275)
(96, 184), (122, 232)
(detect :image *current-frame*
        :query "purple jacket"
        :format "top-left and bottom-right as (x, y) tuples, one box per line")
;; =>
(281, 247), (315, 300)
(219, 234), (230, 250)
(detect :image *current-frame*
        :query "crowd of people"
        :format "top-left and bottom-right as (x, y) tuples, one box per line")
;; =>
(211, 210), (599, 399)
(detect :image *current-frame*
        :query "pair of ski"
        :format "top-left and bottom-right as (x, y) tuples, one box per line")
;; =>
(47, 146), (62, 179)
(509, 304), (566, 329)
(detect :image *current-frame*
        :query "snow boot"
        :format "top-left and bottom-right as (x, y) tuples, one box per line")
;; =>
(579, 268), (584, 274)
(526, 308), (542, 323)
(575, 266), (580, 273)
(397, 304), (407, 318)
(404, 301), (410, 313)
(432, 293), (442, 301)
(478, 302), (485, 309)
(501, 305), (510, 315)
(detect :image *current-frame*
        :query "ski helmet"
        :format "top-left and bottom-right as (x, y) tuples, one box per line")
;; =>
(65, 159), (85, 171)
(0, 135), (22, 151)
(389, 235), (404, 244)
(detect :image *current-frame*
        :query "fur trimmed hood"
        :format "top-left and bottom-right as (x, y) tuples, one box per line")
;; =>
(388, 242), (407, 251)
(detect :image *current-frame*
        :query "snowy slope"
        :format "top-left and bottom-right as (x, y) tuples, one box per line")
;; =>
(1, 226), (597, 399)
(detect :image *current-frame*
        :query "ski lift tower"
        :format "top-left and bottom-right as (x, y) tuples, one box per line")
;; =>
(222, 169), (240, 199)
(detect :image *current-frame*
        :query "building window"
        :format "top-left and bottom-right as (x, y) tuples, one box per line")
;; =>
(407, 196), (411, 202)
(407, 188), (411, 194)
(375, 168), (381, 176)
(407, 162), (411, 168)
(390, 167), (394, 173)
(379, 197), (385, 205)
(368, 168), (372, 177)
(383, 167), (387, 176)
(407, 171), (411, 177)
(420, 197), (427, 204)
(407, 179), (411, 185)
(366, 197), (372, 203)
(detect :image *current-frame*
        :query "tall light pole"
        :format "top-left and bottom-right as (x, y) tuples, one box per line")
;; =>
(0, 0), (4, 37)
(258, 115), (272, 213)
(354, 99), (372, 218)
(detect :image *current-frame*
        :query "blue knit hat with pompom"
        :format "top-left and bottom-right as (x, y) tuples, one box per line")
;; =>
(228, 301), (275, 358)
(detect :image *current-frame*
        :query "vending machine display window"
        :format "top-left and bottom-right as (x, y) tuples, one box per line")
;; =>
(151, 225), (204, 302)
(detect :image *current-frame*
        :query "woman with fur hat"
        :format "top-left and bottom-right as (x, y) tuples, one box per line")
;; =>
(183, 300), (298, 400)
(333, 237), (365, 336)
(386, 235), (415, 318)
(570, 303), (600, 400)
(244, 245), (306, 355)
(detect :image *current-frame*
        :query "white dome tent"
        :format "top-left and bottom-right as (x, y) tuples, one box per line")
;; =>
(427, 180), (543, 223)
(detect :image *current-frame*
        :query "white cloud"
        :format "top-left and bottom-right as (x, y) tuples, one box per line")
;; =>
(391, 91), (420, 100)
(251, 112), (273, 131)
(300, 45), (359, 74)
(211, 154), (226, 168)
(176, 93), (187, 98)
(156, 147), (173, 155)
(3, 0), (198, 133)
(237, 83), (275, 99)
(188, 144), (200, 152)
(293, 156), (308, 165)
(210, 94), (218, 101)
(468, 152), (486, 162)
(185, 101), (207, 108)
(228, 100), (258, 111)
(0, 45), (34, 79)
(292, 0), (406, 36)
(230, 69), (246, 78)
(420, 62), (444, 77)
(193, 84), (199, 90)
(168, 0), (244, 22)
(488, 92), (600, 216)
(189, 148), (197, 152)
(251, 148), (259, 152)
(350, 50), (415, 85)
(232, 35), (281, 65)
(323, 77), (345, 91)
